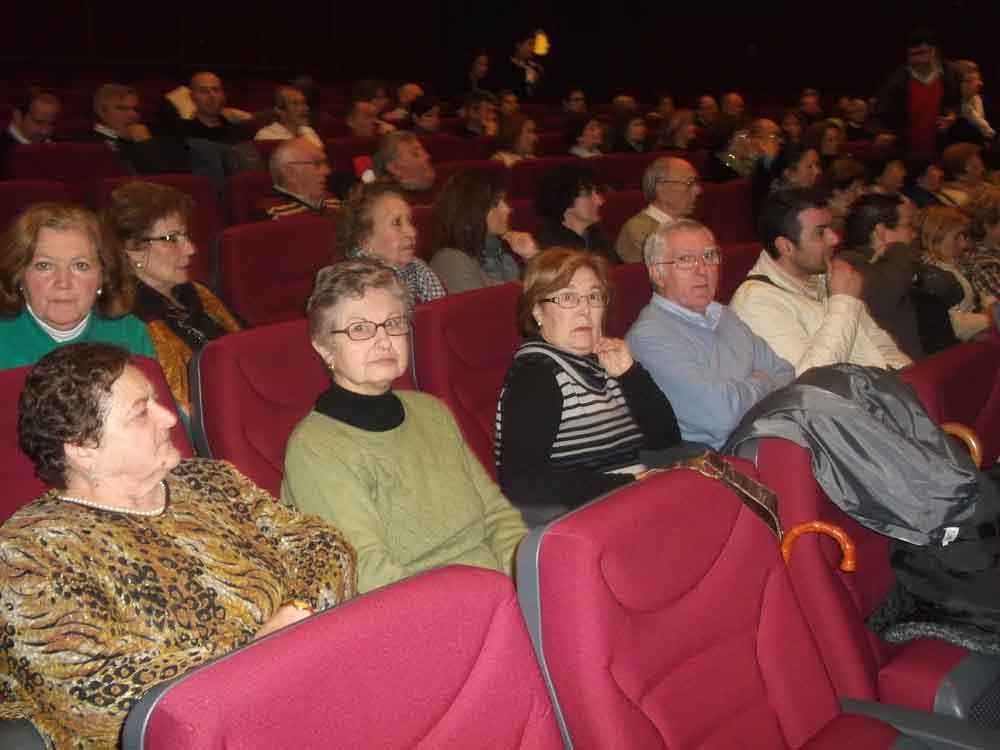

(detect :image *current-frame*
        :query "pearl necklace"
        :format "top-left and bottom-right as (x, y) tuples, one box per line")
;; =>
(56, 481), (169, 517)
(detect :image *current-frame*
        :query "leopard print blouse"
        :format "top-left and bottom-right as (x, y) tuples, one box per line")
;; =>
(0, 458), (357, 749)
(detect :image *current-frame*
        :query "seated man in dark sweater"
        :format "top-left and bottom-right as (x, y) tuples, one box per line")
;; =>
(257, 138), (342, 220)
(74, 83), (189, 174)
(2, 88), (60, 171)
(534, 162), (619, 263)
(164, 72), (251, 145)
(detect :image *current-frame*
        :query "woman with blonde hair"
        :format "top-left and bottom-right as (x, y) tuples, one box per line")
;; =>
(918, 204), (996, 340)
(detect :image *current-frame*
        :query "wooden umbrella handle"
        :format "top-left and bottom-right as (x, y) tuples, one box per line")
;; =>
(781, 521), (856, 572)
(941, 422), (983, 468)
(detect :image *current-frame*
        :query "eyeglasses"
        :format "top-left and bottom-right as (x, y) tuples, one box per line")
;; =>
(654, 249), (722, 270)
(287, 158), (329, 167)
(330, 316), (410, 341)
(541, 290), (607, 309)
(140, 231), (192, 245)
(657, 177), (701, 188)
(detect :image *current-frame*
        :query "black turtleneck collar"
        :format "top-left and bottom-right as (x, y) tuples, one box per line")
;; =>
(314, 379), (405, 432)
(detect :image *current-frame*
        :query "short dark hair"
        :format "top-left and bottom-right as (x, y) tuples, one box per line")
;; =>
(431, 168), (507, 260)
(907, 26), (939, 50)
(844, 193), (903, 249)
(565, 115), (599, 146)
(758, 188), (829, 258)
(19, 342), (131, 487)
(535, 162), (601, 225)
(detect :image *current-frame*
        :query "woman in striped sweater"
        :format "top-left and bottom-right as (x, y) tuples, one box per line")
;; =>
(495, 248), (682, 508)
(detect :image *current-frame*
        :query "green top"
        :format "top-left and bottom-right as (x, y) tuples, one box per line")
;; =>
(281, 390), (527, 593)
(0, 308), (156, 369)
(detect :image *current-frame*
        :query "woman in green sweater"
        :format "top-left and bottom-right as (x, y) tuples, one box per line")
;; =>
(281, 258), (527, 593)
(0, 202), (154, 368)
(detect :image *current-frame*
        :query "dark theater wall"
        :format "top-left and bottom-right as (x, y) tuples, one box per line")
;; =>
(3, 1), (995, 106)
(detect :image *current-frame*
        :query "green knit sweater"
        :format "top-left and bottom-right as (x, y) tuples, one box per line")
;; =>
(281, 389), (527, 593)
(0, 309), (155, 370)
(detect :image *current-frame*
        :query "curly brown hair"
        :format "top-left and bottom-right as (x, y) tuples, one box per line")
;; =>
(518, 247), (613, 337)
(336, 179), (407, 254)
(0, 202), (134, 318)
(18, 342), (131, 488)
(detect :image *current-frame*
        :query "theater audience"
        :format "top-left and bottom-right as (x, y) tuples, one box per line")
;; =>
(843, 98), (877, 141)
(917, 205), (995, 341)
(616, 157), (702, 263)
(949, 60), (995, 145)
(719, 92), (746, 123)
(752, 143), (822, 219)
(0, 203), (153, 369)
(78, 84), (190, 174)
(456, 89), (499, 138)
(492, 28), (544, 99)
(870, 154), (908, 197)
(903, 156), (947, 208)
(171, 72), (250, 145)
(463, 49), (491, 94)
(780, 108), (805, 145)
(254, 85), (321, 146)
(801, 120), (843, 170)
(961, 186), (1000, 300)
(1, 88), (59, 169)
(1, 342), (356, 749)
(798, 88), (824, 125)
(567, 116), (604, 159)
(705, 121), (756, 182)
(874, 27), (960, 154)
(382, 82), (424, 124)
(657, 109), (698, 150)
(282, 259), (526, 593)
(562, 85), (588, 116)
(535, 162), (618, 262)
(103, 181), (243, 415)
(430, 168), (538, 292)
(407, 94), (442, 134)
(491, 113), (539, 167)
(339, 180), (445, 303)
(695, 94), (719, 133)
(938, 142), (987, 206)
(611, 113), (648, 153)
(839, 193), (958, 359)
(496, 248), (681, 508)
(371, 131), (436, 197)
(731, 188), (912, 374)
(627, 220), (793, 449)
(824, 157), (868, 232)
(498, 89), (520, 118)
(345, 98), (384, 138)
(648, 91), (675, 123)
(260, 138), (342, 219)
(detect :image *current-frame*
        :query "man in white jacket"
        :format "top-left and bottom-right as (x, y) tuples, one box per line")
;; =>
(730, 188), (912, 375)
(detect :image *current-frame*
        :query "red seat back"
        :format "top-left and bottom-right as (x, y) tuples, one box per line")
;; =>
(6, 143), (125, 203)
(717, 242), (763, 304)
(324, 135), (380, 174)
(123, 566), (562, 750)
(95, 174), (221, 284)
(517, 462), (899, 748)
(599, 188), (645, 245)
(411, 283), (523, 476)
(410, 203), (436, 261)
(216, 217), (338, 327)
(607, 262), (651, 339)
(0, 355), (192, 524)
(0, 180), (72, 232)
(419, 134), (488, 163)
(695, 178), (756, 244)
(227, 171), (274, 225)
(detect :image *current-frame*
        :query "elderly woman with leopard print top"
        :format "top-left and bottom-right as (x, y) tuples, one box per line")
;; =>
(0, 342), (356, 750)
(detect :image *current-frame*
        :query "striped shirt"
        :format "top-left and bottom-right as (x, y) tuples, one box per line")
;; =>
(495, 342), (645, 474)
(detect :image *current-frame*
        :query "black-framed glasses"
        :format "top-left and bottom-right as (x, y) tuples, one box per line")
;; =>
(140, 231), (192, 245)
(541, 290), (607, 309)
(330, 316), (410, 341)
(654, 249), (722, 270)
(657, 176), (701, 188)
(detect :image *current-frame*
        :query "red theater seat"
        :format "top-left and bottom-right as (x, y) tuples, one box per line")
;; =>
(227, 170), (274, 225)
(189, 318), (411, 496)
(0, 180), (72, 232)
(95, 174), (221, 284)
(0, 355), (192, 524)
(695, 178), (756, 244)
(6, 142), (125, 203)
(324, 135), (380, 174)
(750, 438), (1000, 727)
(410, 282), (523, 476)
(410, 203), (435, 261)
(516, 462), (905, 748)
(607, 261), (651, 338)
(899, 338), (1000, 465)
(718, 242), (763, 304)
(418, 134), (486, 163)
(216, 216), (338, 327)
(122, 567), (562, 750)
(600, 188), (645, 244)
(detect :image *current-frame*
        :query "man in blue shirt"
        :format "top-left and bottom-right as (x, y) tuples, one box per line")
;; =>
(626, 219), (794, 449)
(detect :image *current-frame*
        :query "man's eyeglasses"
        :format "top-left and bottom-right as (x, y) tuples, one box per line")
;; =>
(330, 316), (410, 341)
(657, 177), (701, 188)
(541, 290), (607, 309)
(654, 249), (722, 270)
(140, 231), (192, 245)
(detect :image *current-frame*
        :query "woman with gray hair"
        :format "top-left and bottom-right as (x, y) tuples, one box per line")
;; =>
(281, 258), (526, 594)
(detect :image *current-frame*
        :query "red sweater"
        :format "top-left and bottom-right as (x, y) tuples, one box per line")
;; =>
(908, 76), (943, 154)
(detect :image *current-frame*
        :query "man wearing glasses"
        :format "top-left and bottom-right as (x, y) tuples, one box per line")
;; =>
(615, 157), (702, 264)
(627, 220), (793, 450)
(260, 137), (342, 220)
